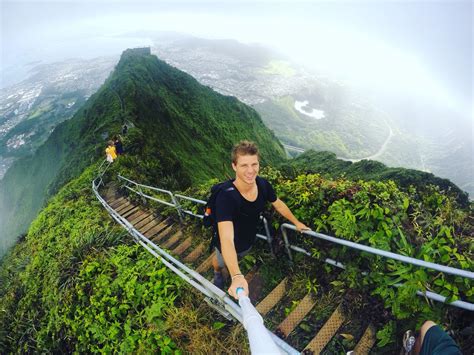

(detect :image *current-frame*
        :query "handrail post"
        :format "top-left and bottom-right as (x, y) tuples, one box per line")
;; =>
(281, 225), (293, 262)
(171, 193), (184, 224)
(137, 184), (145, 204)
(262, 216), (275, 257)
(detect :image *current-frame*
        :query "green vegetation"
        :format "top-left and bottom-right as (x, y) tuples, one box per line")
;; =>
(0, 48), (285, 257)
(0, 165), (183, 353)
(267, 167), (472, 349)
(279, 150), (470, 207)
(253, 95), (389, 159)
(1, 47), (472, 353)
(183, 166), (473, 351)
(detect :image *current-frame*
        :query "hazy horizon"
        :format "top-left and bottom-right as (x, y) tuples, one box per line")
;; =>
(2, 0), (472, 122)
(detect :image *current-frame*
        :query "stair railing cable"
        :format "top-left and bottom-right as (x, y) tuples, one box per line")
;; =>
(118, 175), (276, 249)
(94, 173), (298, 354)
(118, 175), (184, 222)
(96, 159), (112, 188)
(281, 223), (474, 311)
(116, 174), (474, 312)
(96, 171), (474, 353)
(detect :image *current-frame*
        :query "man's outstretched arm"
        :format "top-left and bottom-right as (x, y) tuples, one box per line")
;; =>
(217, 221), (249, 299)
(272, 198), (310, 232)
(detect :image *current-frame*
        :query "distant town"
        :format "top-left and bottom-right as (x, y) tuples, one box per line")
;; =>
(153, 44), (314, 105)
(0, 57), (116, 179)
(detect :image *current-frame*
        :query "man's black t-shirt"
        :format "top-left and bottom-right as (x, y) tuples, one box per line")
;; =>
(215, 176), (277, 253)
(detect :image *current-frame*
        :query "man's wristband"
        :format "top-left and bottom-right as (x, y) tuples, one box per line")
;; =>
(231, 273), (244, 280)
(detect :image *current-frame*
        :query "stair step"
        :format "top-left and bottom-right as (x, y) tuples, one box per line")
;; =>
(245, 267), (263, 304)
(353, 323), (376, 355)
(125, 208), (144, 221)
(116, 201), (133, 213)
(172, 237), (193, 255)
(131, 211), (152, 225)
(256, 277), (288, 316)
(144, 219), (170, 239)
(183, 243), (205, 263)
(134, 214), (156, 229)
(109, 197), (126, 209)
(151, 224), (175, 244)
(107, 197), (121, 207)
(196, 251), (216, 274)
(138, 218), (160, 235)
(119, 204), (139, 216)
(161, 231), (183, 249)
(244, 264), (259, 284)
(303, 303), (346, 353)
(122, 206), (140, 218)
(277, 293), (316, 338)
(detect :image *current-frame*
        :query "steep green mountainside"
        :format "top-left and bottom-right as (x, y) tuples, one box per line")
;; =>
(0, 165), (184, 352)
(279, 150), (470, 207)
(0, 48), (472, 353)
(0, 48), (285, 257)
(1, 158), (472, 353)
(111, 49), (284, 182)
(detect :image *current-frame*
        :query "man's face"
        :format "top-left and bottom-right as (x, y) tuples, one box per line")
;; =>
(232, 154), (260, 185)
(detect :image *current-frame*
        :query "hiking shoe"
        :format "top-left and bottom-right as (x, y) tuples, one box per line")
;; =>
(213, 271), (224, 290)
(401, 330), (416, 355)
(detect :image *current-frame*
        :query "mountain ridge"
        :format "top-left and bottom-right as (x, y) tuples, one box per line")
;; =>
(0, 47), (472, 353)
(0, 47), (285, 257)
(279, 150), (470, 207)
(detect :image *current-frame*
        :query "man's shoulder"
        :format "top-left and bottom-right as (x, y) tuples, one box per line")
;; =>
(215, 181), (239, 201)
(256, 176), (277, 202)
(213, 179), (235, 193)
(215, 181), (240, 214)
(256, 176), (273, 189)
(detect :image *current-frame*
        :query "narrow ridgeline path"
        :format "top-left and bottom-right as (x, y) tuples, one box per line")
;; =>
(101, 184), (380, 354)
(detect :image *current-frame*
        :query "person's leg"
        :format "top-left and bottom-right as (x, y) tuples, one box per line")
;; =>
(213, 248), (226, 289)
(212, 253), (222, 272)
(415, 321), (436, 354)
(213, 247), (251, 289)
(416, 320), (461, 355)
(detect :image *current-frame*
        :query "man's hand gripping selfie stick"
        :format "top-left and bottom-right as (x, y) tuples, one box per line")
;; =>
(236, 287), (282, 354)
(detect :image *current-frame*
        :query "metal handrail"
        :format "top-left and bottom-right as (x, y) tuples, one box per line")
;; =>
(281, 223), (474, 311)
(174, 194), (206, 219)
(118, 175), (176, 206)
(174, 194), (206, 205)
(118, 175), (184, 219)
(93, 174), (298, 354)
(111, 174), (474, 311)
(281, 223), (474, 279)
(118, 176), (275, 244)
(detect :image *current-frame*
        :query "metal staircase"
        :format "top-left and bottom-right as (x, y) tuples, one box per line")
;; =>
(92, 167), (473, 354)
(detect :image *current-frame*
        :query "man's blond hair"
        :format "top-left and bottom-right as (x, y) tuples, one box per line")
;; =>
(231, 140), (259, 164)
